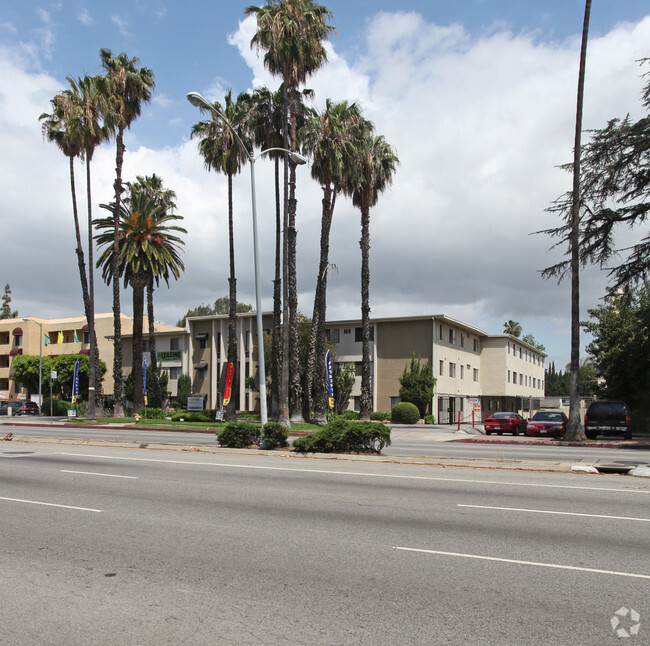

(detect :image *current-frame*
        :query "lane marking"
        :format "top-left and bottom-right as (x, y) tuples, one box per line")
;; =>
(0, 496), (102, 512)
(458, 504), (650, 523)
(393, 547), (650, 580)
(59, 453), (650, 494)
(61, 470), (138, 479)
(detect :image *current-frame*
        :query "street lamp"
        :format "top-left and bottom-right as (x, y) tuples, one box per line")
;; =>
(22, 318), (42, 408)
(187, 91), (306, 427)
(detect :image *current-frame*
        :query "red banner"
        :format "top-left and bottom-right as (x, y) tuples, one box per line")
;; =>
(223, 362), (235, 406)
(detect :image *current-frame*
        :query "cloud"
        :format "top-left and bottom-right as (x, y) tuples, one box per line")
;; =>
(77, 9), (93, 27)
(110, 15), (131, 38)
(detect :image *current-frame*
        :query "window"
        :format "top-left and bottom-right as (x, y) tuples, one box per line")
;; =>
(508, 342), (511, 354)
(449, 329), (456, 344)
(439, 325), (443, 341)
(343, 328), (351, 335)
(449, 363), (456, 378)
(390, 396), (401, 408)
(473, 339), (479, 353)
(473, 368), (479, 382)
(143, 339), (150, 352)
(508, 370), (510, 383)
(14, 334), (22, 347)
(83, 331), (89, 344)
(355, 327), (374, 342)
(513, 371), (517, 384)
(355, 362), (363, 376)
(199, 336), (208, 350)
(519, 374), (523, 385)
(170, 337), (181, 351)
(326, 328), (340, 343)
(533, 377), (536, 388)
(439, 360), (444, 376)
(519, 347), (522, 359)
(169, 367), (181, 380)
(460, 365), (464, 379)
(196, 366), (207, 380)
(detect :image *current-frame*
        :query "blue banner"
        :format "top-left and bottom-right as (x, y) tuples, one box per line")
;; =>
(326, 350), (334, 410)
(71, 359), (80, 404)
(143, 357), (148, 406)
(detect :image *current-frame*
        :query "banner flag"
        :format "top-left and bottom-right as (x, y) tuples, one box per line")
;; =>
(73, 332), (80, 343)
(57, 332), (63, 344)
(223, 361), (235, 406)
(71, 359), (80, 404)
(44, 334), (49, 346)
(326, 350), (334, 410)
(143, 357), (148, 406)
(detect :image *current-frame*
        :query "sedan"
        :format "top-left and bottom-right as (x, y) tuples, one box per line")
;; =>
(0, 400), (40, 416)
(484, 412), (527, 436)
(526, 410), (567, 438)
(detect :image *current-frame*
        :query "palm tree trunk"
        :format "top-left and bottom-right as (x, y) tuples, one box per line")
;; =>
(565, 0), (591, 442)
(147, 281), (163, 408)
(226, 173), (238, 422)
(271, 156), (282, 420)
(85, 158), (98, 420)
(111, 128), (125, 417)
(131, 279), (145, 412)
(360, 204), (372, 421)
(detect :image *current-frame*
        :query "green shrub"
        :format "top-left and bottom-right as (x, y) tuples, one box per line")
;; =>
(171, 411), (213, 423)
(370, 411), (390, 421)
(424, 414), (436, 424)
(217, 421), (261, 448)
(261, 422), (289, 449)
(41, 397), (71, 417)
(338, 410), (360, 420)
(391, 402), (420, 424)
(135, 407), (166, 420)
(292, 419), (391, 454)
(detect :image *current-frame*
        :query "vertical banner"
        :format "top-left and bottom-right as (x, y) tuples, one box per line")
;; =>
(143, 357), (148, 406)
(326, 350), (334, 410)
(223, 361), (235, 406)
(71, 359), (80, 404)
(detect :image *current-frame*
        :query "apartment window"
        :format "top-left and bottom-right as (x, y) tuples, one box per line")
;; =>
(449, 329), (456, 345)
(460, 365), (464, 379)
(355, 362), (363, 376)
(196, 366), (207, 380)
(508, 370), (511, 383)
(326, 328), (340, 343)
(439, 325), (443, 341)
(460, 334), (465, 348)
(439, 360), (444, 376)
(14, 334), (22, 347)
(513, 371), (517, 385)
(473, 339), (479, 353)
(170, 337), (181, 351)
(169, 367), (181, 380)
(354, 327), (374, 342)
(199, 336), (208, 350)
(83, 331), (89, 344)
(473, 368), (479, 382)
(343, 328), (351, 335)
(519, 347), (522, 359)
(449, 363), (456, 378)
(520, 374), (523, 385)
(533, 377), (536, 388)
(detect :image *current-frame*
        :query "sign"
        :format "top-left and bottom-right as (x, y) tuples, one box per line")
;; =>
(51, 370), (57, 380)
(158, 350), (182, 361)
(325, 350), (334, 409)
(467, 397), (479, 405)
(187, 396), (204, 412)
(143, 358), (148, 406)
(71, 359), (80, 404)
(67, 409), (77, 417)
(223, 361), (235, 406)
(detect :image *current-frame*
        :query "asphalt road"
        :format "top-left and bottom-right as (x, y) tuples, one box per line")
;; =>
(1, 441), (648, 645)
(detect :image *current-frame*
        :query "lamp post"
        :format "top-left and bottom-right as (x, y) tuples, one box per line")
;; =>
(187, 91), (306, 427)
(22, 318), (42, 407)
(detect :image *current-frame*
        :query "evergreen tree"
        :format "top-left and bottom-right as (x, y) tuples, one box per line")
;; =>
(1, 284), (17, 319)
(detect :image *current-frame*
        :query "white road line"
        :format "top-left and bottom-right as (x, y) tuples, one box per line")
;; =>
(393, 547), (650, 580)
(0, 496), (102, 512)
(61, 470), (138, 479)
(59, 452), (650, 494)
(458, 503), (650, 522)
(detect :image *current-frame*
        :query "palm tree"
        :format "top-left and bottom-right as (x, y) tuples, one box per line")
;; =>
(345, 133), (398, 420)
(302, 99), (369, 422)
(565, 0), (592, 442)
(246, 0), (335, 424)
(95, 190), (186, 411)
(191, 90), (250, 421)
(125, 174), (178, 409)
(99, 48), (155, 417)
(503, 320), (523, 337)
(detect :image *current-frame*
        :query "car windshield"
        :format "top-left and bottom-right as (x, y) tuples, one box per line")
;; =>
(491, 413), (514, 418)
(533, 412), (564, 422)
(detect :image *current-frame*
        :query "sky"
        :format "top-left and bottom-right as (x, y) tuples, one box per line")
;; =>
(1, 1), (649, 369)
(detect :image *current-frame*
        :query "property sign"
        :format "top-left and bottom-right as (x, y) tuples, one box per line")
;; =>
(187, 396), (204, 412)
(223, 362), (235, 406)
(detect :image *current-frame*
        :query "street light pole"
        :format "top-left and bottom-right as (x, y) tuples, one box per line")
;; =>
(187, 91), (306, 428)
(22, 318), (42, 407)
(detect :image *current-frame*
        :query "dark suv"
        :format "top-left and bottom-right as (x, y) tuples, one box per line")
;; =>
(0, 401), (41, 416)
(584, 400), (631, 440)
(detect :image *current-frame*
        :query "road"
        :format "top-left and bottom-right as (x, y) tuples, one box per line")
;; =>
(6, 420), (650, 466)
(1, 440), (648, 645)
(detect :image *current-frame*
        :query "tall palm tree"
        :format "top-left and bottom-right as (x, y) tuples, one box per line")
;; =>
(95, 190), (186, 411)
(246, 0), (335, 424)
(99, 48), (155, 417)
(345, 133), (398, 420)
(565, 0), (592, 442)
(125, 174), (178, 409)
(503, 320), (522, 337)
(191, 90), (250, 421)
(302, 99), (369, 422)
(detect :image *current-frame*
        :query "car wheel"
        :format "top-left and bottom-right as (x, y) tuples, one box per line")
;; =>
(485, 430), (491, 435)
(497, 431), (503, 436)
(586, 432), (597, 440)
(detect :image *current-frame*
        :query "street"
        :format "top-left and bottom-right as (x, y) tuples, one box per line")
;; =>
(1, 440), (648, 645)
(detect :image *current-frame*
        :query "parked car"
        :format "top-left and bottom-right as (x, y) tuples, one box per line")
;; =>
(584, 400), (631, 440)
(484, 412), (527, 436)
(526, 410), (567, 438)
(0, 400), (40, 416)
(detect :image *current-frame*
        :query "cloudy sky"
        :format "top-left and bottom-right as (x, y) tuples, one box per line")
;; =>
(1, 1), (649, 368)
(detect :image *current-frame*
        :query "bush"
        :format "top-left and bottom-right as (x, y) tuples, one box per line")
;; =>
(370, 411), (390, 421)
(216, 421), (261, 448)
(391, 402), (421, 424)
(424, 414), (436, 424)
(135, 408), (166, 420)
(337, 410), (360, 420)
(171, 411), (213, 423)
(292, 419), (391, 454)
(261, 422), (289, 449)
(41, 397), (71, 417)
